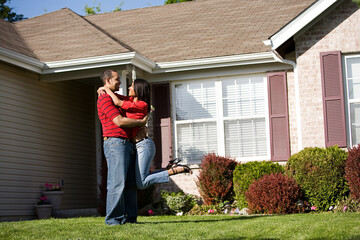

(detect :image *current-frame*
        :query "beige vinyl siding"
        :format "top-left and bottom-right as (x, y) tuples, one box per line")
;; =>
(0, 62), (97, 218)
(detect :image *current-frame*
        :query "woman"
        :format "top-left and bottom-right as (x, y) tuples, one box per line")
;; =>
(98, 79), (192, 190)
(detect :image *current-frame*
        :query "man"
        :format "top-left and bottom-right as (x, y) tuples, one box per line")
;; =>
(97, 69), (147, 225)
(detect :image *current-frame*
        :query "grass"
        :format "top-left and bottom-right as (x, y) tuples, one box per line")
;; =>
(0, 213), (359, 239)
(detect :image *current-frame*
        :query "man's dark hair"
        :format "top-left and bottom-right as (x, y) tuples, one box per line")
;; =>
(100, 69), (116, 85)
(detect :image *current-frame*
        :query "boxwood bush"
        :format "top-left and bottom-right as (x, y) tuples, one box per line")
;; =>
(233, 161), (284, 209)
(284, 146), (349, 211)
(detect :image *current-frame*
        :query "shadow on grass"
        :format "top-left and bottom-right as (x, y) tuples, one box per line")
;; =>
(210, 239), (277, 240)
(139, 215), (271, 224)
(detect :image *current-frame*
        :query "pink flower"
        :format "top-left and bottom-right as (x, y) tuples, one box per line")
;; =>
(311, 206), (317, 211)
(208, 209), (214, 214)
(148, 210), (154, 215)
(343, 206), (347, 211)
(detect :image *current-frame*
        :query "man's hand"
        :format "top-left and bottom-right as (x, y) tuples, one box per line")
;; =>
(140, 115), (149, 126)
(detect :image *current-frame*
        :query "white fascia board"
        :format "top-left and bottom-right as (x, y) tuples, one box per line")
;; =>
(269, 0), (338, 50)
(43, 52), (155, 74)
(130, 52), (156, 73)
(0, 47), (44, 73)
(154, 52), (276, 73)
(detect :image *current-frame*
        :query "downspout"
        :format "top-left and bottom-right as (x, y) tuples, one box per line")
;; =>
(265, 41), (303, 152)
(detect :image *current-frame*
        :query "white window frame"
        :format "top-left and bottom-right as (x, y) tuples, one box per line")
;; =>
(172, 74), (271, 163)
(343, 54), (360, 147)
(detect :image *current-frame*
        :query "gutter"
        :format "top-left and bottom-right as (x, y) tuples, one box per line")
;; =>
(264, 41), (303, 152)
(154, 52), (276, 73)
(0, 47), (44, 73)
(43, 52), (156, 74)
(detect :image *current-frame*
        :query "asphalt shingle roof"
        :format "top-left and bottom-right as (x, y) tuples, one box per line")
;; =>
(1, 0), (316, 63)
(86, 0), (315, 62)
(14, 8), (131, 62)
(0, 19), (37, 59)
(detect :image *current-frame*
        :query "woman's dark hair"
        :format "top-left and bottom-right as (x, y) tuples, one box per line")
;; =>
(133, 79), (151, 113)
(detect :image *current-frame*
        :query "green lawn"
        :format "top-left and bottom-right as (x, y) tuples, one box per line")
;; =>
(1, 213), (359, 239)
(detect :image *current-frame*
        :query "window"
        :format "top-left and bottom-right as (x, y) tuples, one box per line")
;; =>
(344, 55), (360, 146)
(173, 75), (269, 164)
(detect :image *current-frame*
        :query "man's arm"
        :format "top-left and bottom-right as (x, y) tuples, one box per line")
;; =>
(98, 94), (147, 128)
(112, 114), (148, 128)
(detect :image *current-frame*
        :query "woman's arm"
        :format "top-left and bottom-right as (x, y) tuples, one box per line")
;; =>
(97, 86), (124, 107)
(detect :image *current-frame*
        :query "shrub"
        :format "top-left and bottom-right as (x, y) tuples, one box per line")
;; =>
(245, 172), (302, 214)
(233, 161), (284, 209)
(284, 146), (349, 211)
(161, 190), (197, 214)
(196, 153), (238, 205)
(345, 144), (360, 200)
(187, 204), (221, 215)
(333, 197), (360, 213)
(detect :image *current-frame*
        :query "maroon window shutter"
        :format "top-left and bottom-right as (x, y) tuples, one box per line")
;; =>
(320, 51), (347, 148)
(152, 83), (172, 169)
(267, 72), (290, 161)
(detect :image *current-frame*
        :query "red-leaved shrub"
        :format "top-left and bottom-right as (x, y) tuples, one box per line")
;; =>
(196, 153), (238, 205)
(345, 144), (360, 200)
(245, 173), (301, 214)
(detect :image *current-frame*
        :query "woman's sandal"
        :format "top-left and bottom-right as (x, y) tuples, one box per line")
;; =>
(169, 164), (193, 175)
(165, 158), (182, 170)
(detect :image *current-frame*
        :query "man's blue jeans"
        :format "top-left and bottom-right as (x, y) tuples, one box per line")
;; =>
(135, 137), (169, 190)
(103, 137), (137, 225)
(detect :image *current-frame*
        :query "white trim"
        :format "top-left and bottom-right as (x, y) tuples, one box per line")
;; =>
(215, 80), (225, 156)
(343, 54), (360, 147)
(1, 48), (280, 78)
(269, 0), (338, 50)
(43, 52), (155, 74)
(171, 83), (179, 159)
(0, 47), (44, 73)
(172, 73), (270, 164)
(264, 76), (271, 161)
(154, 52), (276, 73)
(118, 69), (128, 95)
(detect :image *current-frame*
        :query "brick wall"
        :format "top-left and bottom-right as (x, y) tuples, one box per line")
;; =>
(295, 0), (360, 148)
(286, 71), (299, 155)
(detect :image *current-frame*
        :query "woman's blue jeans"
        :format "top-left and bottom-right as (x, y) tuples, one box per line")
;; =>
(135, 138), (169, 190)
(103, 137), (137, 225)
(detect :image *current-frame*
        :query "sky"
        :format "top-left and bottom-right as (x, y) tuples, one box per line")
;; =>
(9, 0), (165, 19)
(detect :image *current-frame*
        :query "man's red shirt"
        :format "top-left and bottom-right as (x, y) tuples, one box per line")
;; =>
(97, 93), (131, 138)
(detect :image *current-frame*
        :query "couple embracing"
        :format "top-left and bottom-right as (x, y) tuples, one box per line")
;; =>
(97, 69), (192, 225)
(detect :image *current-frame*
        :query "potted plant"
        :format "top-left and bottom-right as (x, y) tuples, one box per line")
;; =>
(43, 183), (64, 210)
(35, 195), (52, 219)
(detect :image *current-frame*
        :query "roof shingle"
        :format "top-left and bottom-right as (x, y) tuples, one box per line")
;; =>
(86, 0), (316, 62)
(2, 0), (316, 63)
(14, 8), (131, 62)
(0, 19), (37, 59)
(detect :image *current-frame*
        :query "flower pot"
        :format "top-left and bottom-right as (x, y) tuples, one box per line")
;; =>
(35, 204), (53, 219)
(43, 191), (64, 210)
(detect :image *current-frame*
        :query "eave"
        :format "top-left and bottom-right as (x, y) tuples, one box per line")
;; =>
(154, 52), (277, 73)
(0, 47), (44, 73)
(43, 52), (156, 74)
(267, 0), (340, 50)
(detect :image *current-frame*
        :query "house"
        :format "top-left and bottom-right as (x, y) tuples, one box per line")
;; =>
(0, 0), (359, 220)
